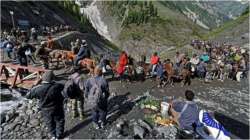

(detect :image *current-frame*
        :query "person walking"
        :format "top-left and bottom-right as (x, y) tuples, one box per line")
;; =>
(84, 66), (110, 129)
(26, 71), (65, 139)
(62, 67), (88, 120)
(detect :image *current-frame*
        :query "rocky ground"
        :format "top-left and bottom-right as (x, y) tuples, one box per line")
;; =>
(2, 57), (248, 139)
(1, 72), (248, 139)
(0, 99), (48, 139)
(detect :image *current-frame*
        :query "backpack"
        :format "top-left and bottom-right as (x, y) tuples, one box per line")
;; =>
(63, 78), (81, 99)
(88, 78), (105, 108)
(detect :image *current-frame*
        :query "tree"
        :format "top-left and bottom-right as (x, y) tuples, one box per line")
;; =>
(63, 1), (67, 8)
(72, 5), (77, 14)
(149, 1), (154, 16)
(144, 1), (148, 7)
(154, 7), (158, 16)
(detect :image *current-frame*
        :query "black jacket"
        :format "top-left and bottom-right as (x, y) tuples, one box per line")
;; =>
(26, 82), (65, 112)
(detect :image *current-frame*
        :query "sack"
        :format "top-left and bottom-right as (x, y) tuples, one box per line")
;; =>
(191, 65), (195, 72)
(102, 66), (107, 73)
(136, 66), (144, 74)
(88, 78), (104, 108)
(25, 49), (31, 55)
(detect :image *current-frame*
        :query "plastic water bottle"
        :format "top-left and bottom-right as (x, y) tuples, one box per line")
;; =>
(161, 102), (169, 119)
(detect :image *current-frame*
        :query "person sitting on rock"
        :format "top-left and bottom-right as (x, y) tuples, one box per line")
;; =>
(26, 71), (65, 139)
(84, 65), (110, 129)
(169, 90), (199, 131)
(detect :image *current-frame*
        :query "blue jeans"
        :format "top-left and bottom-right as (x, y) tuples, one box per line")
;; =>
(92, 106), (107, 124)
(5, 48), (13, 59)
(197, 71), (206, 78)
(151, 64), (157, 76)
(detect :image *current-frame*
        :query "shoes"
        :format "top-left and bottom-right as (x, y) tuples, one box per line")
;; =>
(79, 114), (86, 121)
(93, 123), (100, 130)
(51, 137), (57, 140)
(100, 122), (105, 129)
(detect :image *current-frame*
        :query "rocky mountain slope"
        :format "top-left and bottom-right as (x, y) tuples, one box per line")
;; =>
(1, 1), (248, 59)
(204, 7), (249, 47)
(1, 1), (79, 30)
(1, 1), (118, 54)
(78, 1), (208, 59)
(75, 0), (248, 59)
(161, 1), (248, 29)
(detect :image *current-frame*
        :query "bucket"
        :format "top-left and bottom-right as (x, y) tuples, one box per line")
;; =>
(161, 102), (169, 118)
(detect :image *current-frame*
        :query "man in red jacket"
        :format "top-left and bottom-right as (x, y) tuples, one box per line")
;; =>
(117, 51), (128, 79)
(150, 52), (160, 76)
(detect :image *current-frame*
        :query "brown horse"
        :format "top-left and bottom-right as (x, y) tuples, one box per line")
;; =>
(180, 68), (191, 86)
(163, 61), (191, 86)
(163, 62), (175, 85)
(137, 62), (151, 78)
(49, 50), (96, 76)
(49, 50), (74, 68)
(79, 58), (96, 75)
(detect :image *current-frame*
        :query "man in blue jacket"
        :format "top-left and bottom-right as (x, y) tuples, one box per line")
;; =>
(84, 65), (109, 129)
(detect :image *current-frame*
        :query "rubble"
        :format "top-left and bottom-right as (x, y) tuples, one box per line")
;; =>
(0, 100), (48, 139)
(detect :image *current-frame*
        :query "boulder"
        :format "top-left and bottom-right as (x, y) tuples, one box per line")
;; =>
(30, 119), (40, 126)
(133, 125), (145, 139)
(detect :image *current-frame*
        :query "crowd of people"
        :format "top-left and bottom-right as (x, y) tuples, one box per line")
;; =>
(0, 25), (74, 69)
(109, 41), (248, 88)
(190, 40), (249, 82)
